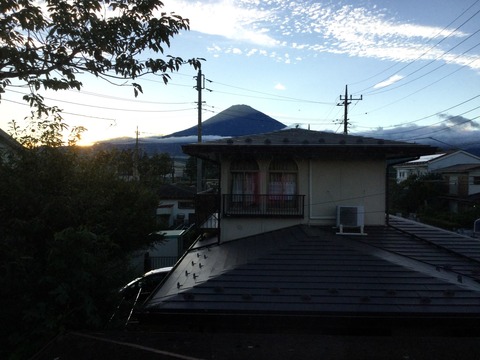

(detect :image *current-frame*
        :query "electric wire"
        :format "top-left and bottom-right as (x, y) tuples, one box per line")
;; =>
(364, 31), (480, 96)
(353, 0), (480, 93)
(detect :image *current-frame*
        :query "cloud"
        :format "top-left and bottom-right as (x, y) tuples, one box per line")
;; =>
(439, 114), (480, 129)
(357, 114), (480, 150)
(274, 83), (286, 90)
(165, 0), (279, 47)
(164, 1), (480, 71)
(374, 75), (404, 89)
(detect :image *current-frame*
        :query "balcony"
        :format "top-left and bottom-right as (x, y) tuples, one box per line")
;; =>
(223, 194), (305, 217)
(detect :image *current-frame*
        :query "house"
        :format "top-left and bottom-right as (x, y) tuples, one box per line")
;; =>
(155, 183), (196, 228)
(138, 129), (480, 335)
(395, 150), (480, 183)
(185, 128), (436, 242)
(433, 163), (480, 213)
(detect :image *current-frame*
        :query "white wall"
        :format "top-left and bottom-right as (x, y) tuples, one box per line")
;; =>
(469, 170), (480, 195)
(157, 199), (195, 227)
(219, 157), (386, 242)
(309, 159), (385, 226)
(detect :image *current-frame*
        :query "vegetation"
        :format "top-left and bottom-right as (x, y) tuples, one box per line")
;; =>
(0, 146), (161, 359)
(1, 0), (202, 122)
(0, 1), (201, 357)
(389, 173), (480, 231)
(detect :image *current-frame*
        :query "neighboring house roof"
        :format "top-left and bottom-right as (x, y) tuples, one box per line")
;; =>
(396, 150), (480, 169)
(142, 216), (480, 329)
(395, 153), (446, 166)
(157, 184), (195, 200)
(0, 127), (22, 152)
(182, 128), (436, 162)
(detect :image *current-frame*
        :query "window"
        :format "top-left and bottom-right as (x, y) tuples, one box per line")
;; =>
(230, 159), (259, 205)
(473, 176), (480, 185)
(223, 157), (304, 217)
(268, 159), (297, 205)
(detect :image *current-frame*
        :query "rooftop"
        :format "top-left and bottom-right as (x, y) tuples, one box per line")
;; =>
(182, 128), (436, 162)
(142, 216), (480, 326)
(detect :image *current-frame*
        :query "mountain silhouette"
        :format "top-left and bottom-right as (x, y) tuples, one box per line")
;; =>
(94, 104), (287, 156)
(167, 104), (286, 137)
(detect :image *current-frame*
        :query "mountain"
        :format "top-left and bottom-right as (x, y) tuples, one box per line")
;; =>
(168, 104), (286, 137)
(93, 104), (287, 157)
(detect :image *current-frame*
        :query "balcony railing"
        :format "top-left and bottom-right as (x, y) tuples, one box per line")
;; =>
(223, 194), (305, 217)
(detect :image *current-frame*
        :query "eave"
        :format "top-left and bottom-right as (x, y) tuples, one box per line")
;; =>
(182, 143), (437, 163)
(181, 128), (437, 162)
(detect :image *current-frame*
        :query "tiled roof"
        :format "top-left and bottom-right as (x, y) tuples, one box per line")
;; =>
(396, 153), (446, 165)
(0, 128), (22, 151)
(143, 217), (480, 319)
(157, 184), (195, 199)
(182, 128), (436, 161)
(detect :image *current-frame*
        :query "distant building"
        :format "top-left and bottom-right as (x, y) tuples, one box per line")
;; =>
(156, 184), (196, 228)
(394, 150), (480, 183)
(433, 163), (480, 213)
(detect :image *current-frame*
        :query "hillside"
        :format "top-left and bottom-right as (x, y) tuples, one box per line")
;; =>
(168, 104), (286, 137)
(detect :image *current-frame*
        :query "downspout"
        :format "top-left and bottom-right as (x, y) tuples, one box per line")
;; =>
(217, 159), (222, 244)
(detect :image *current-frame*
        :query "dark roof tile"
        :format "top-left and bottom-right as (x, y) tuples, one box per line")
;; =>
(144, 219), (480, 318)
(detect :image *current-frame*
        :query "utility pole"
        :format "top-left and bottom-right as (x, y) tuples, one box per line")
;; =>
(337, 85), (362, 135)
(195, 68), (204, 192)
(133, 126), (139, 180)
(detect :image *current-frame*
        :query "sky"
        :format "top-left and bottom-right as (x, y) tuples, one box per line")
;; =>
(2, 0), (480, 147)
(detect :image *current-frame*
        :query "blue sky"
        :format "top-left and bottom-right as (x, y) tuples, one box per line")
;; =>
(2, 0), (480, 146)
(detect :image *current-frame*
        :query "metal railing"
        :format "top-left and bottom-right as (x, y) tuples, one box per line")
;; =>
(223, 194), (305, 217)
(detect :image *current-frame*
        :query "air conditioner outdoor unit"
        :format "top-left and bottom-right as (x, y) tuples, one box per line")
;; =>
(336, 206), (366, 235)
(474, 218), (480, 237)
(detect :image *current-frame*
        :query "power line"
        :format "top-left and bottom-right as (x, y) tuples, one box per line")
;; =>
(360, 93), (480, 131)
(4, 88), (197, 113)
(209, 80), (335, 105)
(364, 31), (480, 96)
(353, 0), (480, 92)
